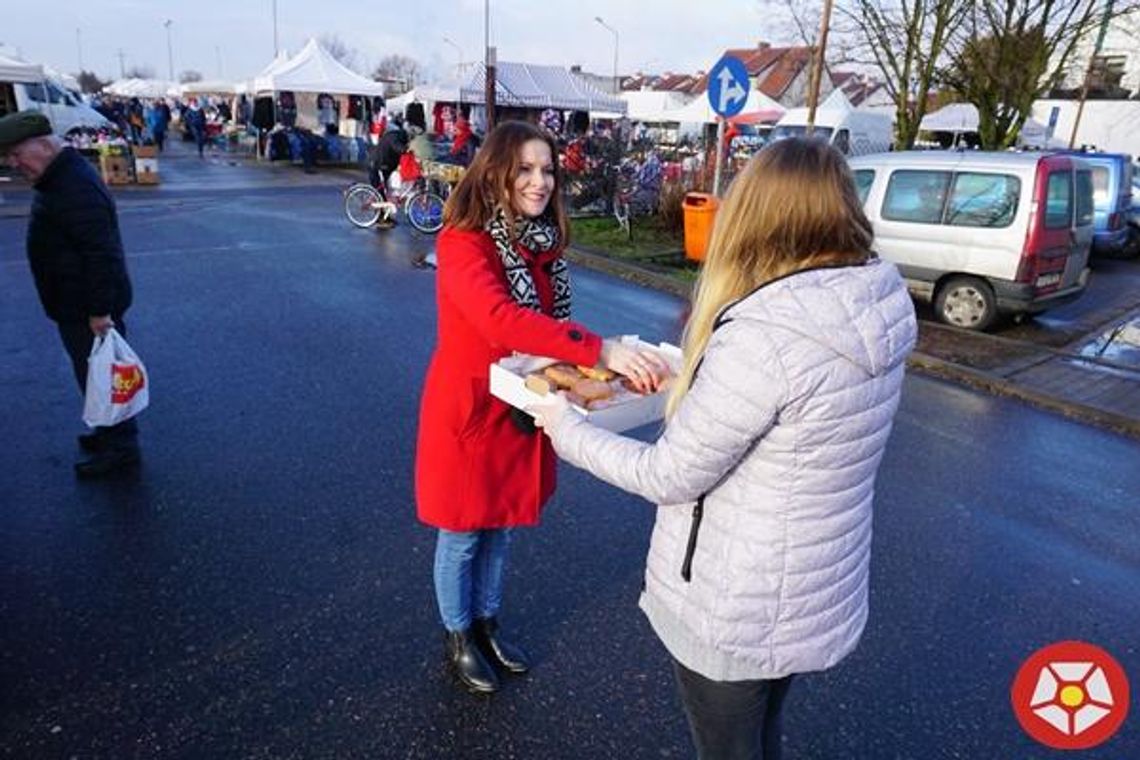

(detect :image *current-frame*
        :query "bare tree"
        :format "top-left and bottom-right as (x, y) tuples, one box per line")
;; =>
(124, 65), (156, 79)
(179, 69), (203, 84)
(373, 55), (423, 95)
(319, 33), (364, 74)
(940, 0), (1136, 149)
(76, 70), (108, 94)
(840, 0), (969, 148)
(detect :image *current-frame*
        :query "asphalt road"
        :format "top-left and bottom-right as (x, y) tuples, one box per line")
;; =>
(2, 153), (1139, 759)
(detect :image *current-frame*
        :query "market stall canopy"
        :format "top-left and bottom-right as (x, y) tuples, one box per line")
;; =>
(178, 79), (238, 97)
(104, 78), (177, 98)
(387, 82), (464, 113)
(253, 38), (387, 96)
(0, 53), (44, 82)
(919, 102), (978, 133)
(621, 91), (694, 122)
(460, 62), (626, 113)
(663, 88), (784, 124)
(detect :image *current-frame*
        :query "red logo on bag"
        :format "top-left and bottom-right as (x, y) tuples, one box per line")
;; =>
(111, 363), (145, 403)
(1011, 640), (1130, 750)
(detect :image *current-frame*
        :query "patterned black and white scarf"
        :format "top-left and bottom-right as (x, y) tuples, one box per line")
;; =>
(486, 207), (571, 319)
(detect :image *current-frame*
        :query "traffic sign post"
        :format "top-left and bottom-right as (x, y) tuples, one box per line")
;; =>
(708, 56), (750, 196)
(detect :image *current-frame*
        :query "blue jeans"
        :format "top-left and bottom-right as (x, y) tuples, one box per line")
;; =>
(433, 528), (511, 631)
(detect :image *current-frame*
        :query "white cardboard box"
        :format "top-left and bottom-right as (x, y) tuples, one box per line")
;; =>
(489, 336), (682, 433)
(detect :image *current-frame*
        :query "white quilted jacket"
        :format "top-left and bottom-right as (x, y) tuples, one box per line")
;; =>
(548, 258), (917, 681)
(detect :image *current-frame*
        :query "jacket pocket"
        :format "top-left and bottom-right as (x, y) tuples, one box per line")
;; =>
(680, 496), (705, 582)
(458, 378), (492, 442)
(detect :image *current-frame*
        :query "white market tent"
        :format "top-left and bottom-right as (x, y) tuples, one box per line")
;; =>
(387, 82), (463, 113)
(252, 38), (386, 96)
(919, 102), (978, 133)
(460, 62), (627, 113)
(104, 78), (177, 98)
(178, 79), (237, 97)
(0, 53), (44, 82)
(663, 88), (784, 125)
(620, 90), (694, 122)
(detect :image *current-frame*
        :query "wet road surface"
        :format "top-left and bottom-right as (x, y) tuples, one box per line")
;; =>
(2, 152), (1139, 758)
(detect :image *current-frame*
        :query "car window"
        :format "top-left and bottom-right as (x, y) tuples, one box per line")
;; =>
(854, 169), (875, 204)
(24, 82), (47, 103)
(945, 172), (1020, 228)
(833, 129), (851, 155)
(1090, 165), (1110, 206)
(882, 170), (952, 224)
(1075, 170), (1094, 226)
(1044, 171), (1072, 229)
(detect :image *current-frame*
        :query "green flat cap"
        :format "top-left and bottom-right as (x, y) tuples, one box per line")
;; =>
(0, 110), (52, 152)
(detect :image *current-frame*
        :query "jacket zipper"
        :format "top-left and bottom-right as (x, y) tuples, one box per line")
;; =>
(680, 496), (705, 582)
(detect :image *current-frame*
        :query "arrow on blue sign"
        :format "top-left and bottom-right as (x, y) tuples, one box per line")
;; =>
(708, 56), (750, 118)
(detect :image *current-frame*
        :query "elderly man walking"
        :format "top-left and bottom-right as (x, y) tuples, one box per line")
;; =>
(1, 110), (142, 478)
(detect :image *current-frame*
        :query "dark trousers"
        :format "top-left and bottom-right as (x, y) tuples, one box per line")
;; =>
(673, 659), (794, 760)
(57, 317), (139, 450)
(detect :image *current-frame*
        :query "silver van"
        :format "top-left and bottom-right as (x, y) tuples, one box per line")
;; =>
(849, 151), (1094, 330)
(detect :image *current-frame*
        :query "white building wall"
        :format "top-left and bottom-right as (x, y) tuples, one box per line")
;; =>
(1031, 99), (1140, 158)
(1060, 8), (1140, 95)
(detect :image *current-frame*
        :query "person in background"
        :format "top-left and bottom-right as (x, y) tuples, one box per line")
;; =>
(450, 116), (478, 167)
(369, 116), (408, 193)
(415, 120), (668, 695)
(145, 98), (169, 151)
(530, 137), (916, 759)
(0, 111), (142, 478)
(407, 123), (434, 164)
(184, 98), (207, 158)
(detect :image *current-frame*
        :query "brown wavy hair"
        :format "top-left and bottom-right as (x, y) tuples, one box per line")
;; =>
(442, 120), (568, 243)
(668, 137), (875, 416)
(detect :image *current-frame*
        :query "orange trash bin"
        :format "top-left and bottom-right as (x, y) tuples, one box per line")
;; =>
(682, 192), (719, 262)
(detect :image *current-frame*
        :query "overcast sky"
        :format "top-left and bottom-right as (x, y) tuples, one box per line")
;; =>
(4, 0), (795, 84)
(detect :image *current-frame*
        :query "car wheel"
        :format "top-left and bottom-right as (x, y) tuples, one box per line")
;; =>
(934, 276), (997, 331)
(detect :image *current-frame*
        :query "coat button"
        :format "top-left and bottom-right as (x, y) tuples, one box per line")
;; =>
(568, 329), (583, 341)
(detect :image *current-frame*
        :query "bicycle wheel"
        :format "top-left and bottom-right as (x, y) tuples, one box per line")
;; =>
(406, 190), (445, 234)
(344, 184), (383, 228)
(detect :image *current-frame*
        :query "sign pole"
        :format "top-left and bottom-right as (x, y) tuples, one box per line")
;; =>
(805, 0), (834, 135)
(713, 120), (726, 197)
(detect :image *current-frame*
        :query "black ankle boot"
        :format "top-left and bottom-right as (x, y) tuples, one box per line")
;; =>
(473, 617), (530, 674)
(446, 629), (499, 693)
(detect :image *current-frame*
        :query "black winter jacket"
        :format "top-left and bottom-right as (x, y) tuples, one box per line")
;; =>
(27, 147), (133, 322)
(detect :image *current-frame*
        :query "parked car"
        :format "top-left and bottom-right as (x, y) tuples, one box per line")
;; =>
(1052, 151), (1135, 258)
(849, 151), (1094, 331)
(1128, 170), (1140, 256)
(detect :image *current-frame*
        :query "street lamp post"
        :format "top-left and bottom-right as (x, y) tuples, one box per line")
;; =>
(163, 20), (174, 81)
(594, 16), (619, 94)
(443, 36), (463, 78)
(272, 0), (279, 57)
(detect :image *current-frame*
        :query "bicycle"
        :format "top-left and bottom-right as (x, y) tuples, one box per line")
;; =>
(612, 153), (663, 239)
(343, 158), (450, 234)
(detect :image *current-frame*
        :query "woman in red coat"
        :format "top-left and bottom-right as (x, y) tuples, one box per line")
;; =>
(415, 121), (667, 694)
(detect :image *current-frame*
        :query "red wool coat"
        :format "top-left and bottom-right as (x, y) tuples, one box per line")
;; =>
(415, 226), (602, 531)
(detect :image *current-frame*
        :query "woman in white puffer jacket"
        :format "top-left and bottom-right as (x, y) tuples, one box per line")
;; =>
(532, 137), (917, 760)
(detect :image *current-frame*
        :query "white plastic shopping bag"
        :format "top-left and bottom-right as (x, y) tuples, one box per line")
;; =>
(83, 328), (149, 427)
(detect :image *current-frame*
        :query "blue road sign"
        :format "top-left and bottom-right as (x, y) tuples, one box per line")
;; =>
(708, 56), (751, 118)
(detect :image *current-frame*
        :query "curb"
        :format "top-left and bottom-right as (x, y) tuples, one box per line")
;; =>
(906, 353), (1140, 439)
(566, 245), (1140, 441)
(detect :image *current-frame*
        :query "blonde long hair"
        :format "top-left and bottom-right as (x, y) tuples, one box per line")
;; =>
(667, 137), (874, 416)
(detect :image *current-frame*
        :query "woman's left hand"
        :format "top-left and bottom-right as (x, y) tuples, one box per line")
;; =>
(527, 392), (577, 433)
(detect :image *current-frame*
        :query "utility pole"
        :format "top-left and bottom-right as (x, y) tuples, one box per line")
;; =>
(1069, 0), (1115, 149)
(272, 0), (279, 57)
(805, 0), (834, 135)
(164, 20), (174, 81)
(117, 48), (126, 78)
(484, 0), (496, 130)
